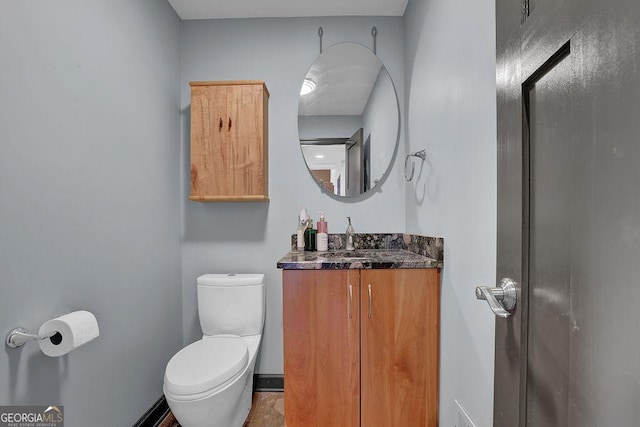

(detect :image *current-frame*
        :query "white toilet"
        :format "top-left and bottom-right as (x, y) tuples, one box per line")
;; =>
(163, 273), (265, 427)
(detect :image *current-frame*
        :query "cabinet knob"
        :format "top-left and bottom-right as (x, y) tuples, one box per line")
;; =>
(228, 117), (232, 130)
(219, 117), (223, 131)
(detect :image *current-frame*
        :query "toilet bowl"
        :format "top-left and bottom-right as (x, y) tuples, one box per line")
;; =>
(163, 274), (265, 427)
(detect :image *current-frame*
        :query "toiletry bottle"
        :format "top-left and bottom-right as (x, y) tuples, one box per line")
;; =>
(297, 208), (308, 251)
(296, 216), (305, 251)
(304, 217), (317, 251)
(345, 216), (355, 251)
(299, 208), (308, 226)
(316, 211), (328, 252)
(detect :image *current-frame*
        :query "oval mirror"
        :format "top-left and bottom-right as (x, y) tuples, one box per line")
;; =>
(298, 42), (400, 197)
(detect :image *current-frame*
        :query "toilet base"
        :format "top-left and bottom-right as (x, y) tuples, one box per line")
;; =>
(165, 365), (255, 427)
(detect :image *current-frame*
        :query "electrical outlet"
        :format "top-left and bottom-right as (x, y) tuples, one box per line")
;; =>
(454, 399), (477, 427)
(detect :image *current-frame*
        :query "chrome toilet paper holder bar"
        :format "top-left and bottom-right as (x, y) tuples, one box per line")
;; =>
(5, 327), (61, 349)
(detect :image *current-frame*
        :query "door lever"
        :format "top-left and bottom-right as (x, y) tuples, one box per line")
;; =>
(476, 278), (517, 318)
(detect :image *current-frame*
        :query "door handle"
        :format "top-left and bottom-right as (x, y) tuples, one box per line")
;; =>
(475, 278), (517, 318)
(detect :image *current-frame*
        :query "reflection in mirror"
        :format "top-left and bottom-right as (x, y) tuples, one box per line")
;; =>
(298, 42), (399, 198)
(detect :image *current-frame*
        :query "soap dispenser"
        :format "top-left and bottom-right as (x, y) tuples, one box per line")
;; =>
(345, 216), (355, 251)
(316, 211), (328, 252)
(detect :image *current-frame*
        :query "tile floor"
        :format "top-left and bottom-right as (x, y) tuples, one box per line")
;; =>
(159, 392), (285, 427)
(243, 392), (285, 427)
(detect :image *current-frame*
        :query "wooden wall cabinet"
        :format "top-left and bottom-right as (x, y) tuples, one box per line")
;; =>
(282, 268), (440, 427)
(189, 81), (269, 202)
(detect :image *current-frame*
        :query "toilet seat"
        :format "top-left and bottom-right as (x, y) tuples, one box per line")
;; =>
(164, 336), (248, 396)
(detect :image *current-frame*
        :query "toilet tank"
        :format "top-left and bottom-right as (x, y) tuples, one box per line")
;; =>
(197, 273), (265, 337)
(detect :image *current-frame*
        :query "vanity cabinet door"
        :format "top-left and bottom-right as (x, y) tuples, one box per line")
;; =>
(189, 80), (269, 202)
(283, 269), (360, 427)
(360, 269), (440, 427)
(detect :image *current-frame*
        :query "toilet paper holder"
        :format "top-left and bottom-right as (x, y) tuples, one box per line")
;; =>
(5, 327), (62, 349)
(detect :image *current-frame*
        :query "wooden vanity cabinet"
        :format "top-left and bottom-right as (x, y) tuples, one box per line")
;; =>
(360, 269), (440, 427)
(283, 270), (361, 426)
(282, 268), (440, 427)
(189, 81), (269, 202)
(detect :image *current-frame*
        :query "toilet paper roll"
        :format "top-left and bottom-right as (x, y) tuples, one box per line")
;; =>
(38, 311), (100, 357)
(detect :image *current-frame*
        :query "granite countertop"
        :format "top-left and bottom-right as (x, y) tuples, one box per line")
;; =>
(276, 233), (444, 270)
(277, 248), (441, 270)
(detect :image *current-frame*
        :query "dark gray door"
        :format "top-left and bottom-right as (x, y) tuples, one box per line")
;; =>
(488, 0), (640, 425)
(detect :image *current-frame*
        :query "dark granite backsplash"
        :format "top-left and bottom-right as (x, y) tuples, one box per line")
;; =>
(291, 233), (443, 263)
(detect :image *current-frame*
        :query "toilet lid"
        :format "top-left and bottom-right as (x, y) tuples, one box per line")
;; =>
(164, 336), (248, 396)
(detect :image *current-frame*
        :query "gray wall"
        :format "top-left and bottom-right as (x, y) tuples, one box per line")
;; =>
(298, 115), (363, 139)
(0, 1), (183, 426)
(404, 0), (497, 426)
(180, 17), (406, 374)
(362, 69), (398, 184)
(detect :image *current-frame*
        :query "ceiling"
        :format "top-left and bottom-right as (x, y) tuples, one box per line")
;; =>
(167, 0), (409, 20)
(299, 43), (383, 116)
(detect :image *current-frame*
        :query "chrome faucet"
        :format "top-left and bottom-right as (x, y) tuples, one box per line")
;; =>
(345, 217), (355, 251)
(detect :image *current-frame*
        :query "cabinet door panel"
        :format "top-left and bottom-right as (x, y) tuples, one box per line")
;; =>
(226, 84), (265, 196)
(361, 269), (440, 427)
(190, 85), (228, 198)
(283, 270), (360, 427)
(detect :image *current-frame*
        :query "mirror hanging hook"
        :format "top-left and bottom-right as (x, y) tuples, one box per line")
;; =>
(318, 27), (324, 54)
(371, 26), (378, 55)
